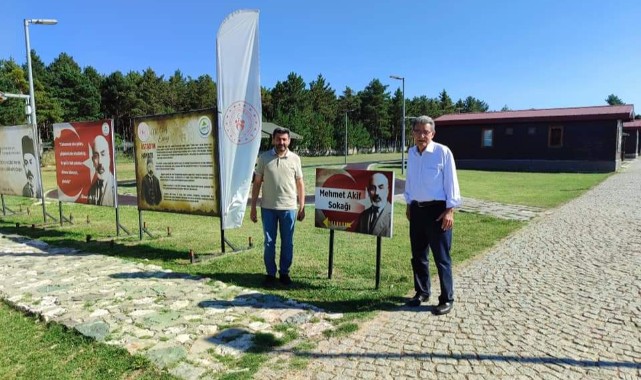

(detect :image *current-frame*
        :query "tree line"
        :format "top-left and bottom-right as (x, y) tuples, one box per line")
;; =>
(0, 50), (500, 155)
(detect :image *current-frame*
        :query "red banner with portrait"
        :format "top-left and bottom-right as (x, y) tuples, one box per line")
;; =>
(53, 120), (117, 207)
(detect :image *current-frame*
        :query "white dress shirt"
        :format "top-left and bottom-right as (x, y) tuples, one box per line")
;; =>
(403, 141), (462, 209)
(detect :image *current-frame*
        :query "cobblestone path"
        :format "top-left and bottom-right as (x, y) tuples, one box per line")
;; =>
(259, 160), (641, 379)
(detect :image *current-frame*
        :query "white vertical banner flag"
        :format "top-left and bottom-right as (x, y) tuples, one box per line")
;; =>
(217, 9), (262, 229)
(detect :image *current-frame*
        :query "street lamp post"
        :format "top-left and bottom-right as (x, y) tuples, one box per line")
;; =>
(0, 92), (30, 102)
(25, 19), (57, 131)
(344, 109), (354, 165)
(390, 75), (405, 174)
(25, 18), (57, 222)
(0, 92), (30, 120)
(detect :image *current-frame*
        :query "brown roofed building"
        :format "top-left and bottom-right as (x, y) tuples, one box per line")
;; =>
(623, 119), (641, 159)
(433, 105), (635, 172)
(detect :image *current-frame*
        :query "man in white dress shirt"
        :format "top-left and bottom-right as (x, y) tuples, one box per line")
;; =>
(404, 115), (461, 315)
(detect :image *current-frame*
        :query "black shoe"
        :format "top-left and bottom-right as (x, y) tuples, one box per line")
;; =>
(434, 301), (453, 315)
(263, 275), (277, 287)
(406, 292), (429, 307)
(279, 274), (292, 286)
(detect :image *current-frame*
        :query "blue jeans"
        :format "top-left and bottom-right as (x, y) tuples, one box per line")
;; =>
(261, 208), (297, 276)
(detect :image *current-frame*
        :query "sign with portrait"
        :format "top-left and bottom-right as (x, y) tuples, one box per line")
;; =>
(0, 125), (42, 199)
(315, 168), (395, 238)
(133, 110), (220, 216)
(53, 120), (117, 207)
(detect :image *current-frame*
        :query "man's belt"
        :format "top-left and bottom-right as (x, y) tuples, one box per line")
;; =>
(411, 200), (445, 207)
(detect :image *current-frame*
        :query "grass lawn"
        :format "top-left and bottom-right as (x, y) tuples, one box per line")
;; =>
(0, 301), (177, 380)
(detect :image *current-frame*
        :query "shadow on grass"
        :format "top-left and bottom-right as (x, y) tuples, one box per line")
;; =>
(0, 224), (407, 314)
(0, 225), (78, 251)
(192, 271), (407, 313)
(197, 291), (321, 311)
(1, 223), (194, 261)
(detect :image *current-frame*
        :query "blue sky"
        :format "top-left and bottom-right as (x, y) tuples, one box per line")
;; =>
(2, 0), (640, 112)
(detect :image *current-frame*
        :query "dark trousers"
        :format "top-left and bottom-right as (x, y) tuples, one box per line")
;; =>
(409, 201), (454, 304)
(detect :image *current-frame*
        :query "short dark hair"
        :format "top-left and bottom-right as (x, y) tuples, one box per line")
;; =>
(272, 127), (290, 137)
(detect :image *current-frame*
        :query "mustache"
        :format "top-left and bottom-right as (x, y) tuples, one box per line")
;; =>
(26, 171), (33, 180)
(372, 195), (382, 202)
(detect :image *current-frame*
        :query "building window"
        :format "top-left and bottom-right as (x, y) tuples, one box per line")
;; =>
(505, 127), (513, 135)
(528, 127), (536, 135)
(481, 128), (493, 148)
(548, 126), (563, 148)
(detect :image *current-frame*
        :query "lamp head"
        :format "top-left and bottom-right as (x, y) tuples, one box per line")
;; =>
(27, 19), (58, 25)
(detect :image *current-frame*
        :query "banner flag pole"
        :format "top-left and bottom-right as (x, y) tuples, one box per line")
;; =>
(216, 9), (262, 232)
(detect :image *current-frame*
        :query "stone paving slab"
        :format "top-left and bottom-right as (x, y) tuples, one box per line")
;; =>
(0, 236), (342, 379)
(258, 159), (641, 379)
(458, 197), (546, 221)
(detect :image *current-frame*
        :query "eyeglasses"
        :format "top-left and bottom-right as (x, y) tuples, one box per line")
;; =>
(412, 130), (432, 136)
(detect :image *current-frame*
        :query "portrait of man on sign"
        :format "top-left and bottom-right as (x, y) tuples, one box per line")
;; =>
(21, 135), (42, 199)
(356, 172), (392, 237)
(141, 154), (162, 206)
(87, 134), (115, 206)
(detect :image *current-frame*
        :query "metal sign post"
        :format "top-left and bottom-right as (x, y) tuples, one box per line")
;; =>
(328, 230), (335, 279)
(375, 236), (382, 290)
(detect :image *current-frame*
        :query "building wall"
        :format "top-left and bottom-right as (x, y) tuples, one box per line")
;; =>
(435, 119), (620, 172)
(623, 128), (640, 158)
(453, 159), (617, 173)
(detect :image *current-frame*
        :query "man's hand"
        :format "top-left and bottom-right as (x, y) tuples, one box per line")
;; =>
(297, 208), (305, 221)
(436, 208), (454, 230)
(405, 205), (411, 221)
(250, 206), (258, 223)
(250, 174), (262, 224)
